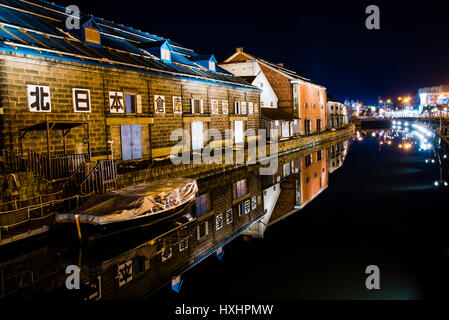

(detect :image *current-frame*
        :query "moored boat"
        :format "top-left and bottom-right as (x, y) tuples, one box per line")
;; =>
(54, 178), (198, 242)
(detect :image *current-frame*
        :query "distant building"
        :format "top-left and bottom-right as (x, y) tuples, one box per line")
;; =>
(344, 99), (360, 120)
(220, 48), (327, 139)
(418, 85), (449, 114)
(327, 101), (348, 128)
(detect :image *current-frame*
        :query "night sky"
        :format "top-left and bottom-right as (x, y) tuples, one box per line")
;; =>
(56, 0), (449, 104)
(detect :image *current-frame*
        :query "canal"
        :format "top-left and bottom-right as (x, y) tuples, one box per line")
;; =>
(1, 124), (449, 300)
(159, 126), (449, 300)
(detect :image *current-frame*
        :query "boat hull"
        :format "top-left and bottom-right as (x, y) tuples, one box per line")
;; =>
(53, 200), (194, 244)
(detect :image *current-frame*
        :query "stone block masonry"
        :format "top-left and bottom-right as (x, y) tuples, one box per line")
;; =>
(0, 51), (260, 162)
(116, 124), (355, 189)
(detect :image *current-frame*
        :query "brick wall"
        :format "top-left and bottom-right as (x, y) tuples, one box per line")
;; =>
(0, 51), (260, 162)
(299, 84), (327, 133)
(258, 63), (293, 113)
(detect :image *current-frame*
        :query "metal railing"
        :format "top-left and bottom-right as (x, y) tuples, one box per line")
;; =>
(80, 160), (117, 195)
(1, 149), (27, 172)
(27, 149), (87, 181)
(0, 193), (91, 244)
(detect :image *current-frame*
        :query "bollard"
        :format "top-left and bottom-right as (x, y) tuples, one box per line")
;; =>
(75, 214), (82, 240)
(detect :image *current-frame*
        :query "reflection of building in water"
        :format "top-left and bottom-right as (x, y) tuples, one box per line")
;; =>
(244, 146), (329, 238)
(0, 167), (264, 300)
(327, 141), (349, 173)
(1, 139), (349, 300)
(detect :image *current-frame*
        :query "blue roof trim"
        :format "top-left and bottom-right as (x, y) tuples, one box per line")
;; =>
(0, 0), (258, 90)
(0, 47), (261, 91)
(82, 17), (102, 32)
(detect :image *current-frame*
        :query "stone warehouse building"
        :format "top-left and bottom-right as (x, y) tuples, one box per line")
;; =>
(0, 0), (261, 169)
(220, 48), (327, 139)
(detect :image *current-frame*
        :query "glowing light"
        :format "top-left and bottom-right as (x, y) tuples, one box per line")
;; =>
(434, 181), (439, 186)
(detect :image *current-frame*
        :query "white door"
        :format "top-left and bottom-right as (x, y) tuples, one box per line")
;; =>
(234, 120), (244, 144)
(282, 121), (290, 137)
(191, 121), (204, 150)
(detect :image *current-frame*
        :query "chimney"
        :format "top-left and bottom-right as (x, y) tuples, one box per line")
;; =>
(276, 63), (284, 67)
(236, 47), (243, 53)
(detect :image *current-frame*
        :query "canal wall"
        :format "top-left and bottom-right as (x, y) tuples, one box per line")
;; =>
(0, 171), (57, 208)
(116, 124), (355, 188)
(0, 164), (265, 299)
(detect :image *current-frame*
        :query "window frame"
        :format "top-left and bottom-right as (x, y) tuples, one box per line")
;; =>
(191, 99), (204, 114)
(196, 221), (209, 240)
(233, 179), (247, 200)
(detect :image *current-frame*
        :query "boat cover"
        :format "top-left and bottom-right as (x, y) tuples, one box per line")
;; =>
(56, 178), (197, 224)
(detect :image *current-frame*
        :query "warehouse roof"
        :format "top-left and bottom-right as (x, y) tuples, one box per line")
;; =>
(0, 0), (259, 90)
(221, 47), (326, 89)
(261, 108), (297, 121)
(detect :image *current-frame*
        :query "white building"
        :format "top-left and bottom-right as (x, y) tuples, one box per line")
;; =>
(219, 59), (278, 109)
(327, 101), (348, 128)
(219, 57), (298, 140)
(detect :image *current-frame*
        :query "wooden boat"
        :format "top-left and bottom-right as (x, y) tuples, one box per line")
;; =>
(54, 178), (198, 242)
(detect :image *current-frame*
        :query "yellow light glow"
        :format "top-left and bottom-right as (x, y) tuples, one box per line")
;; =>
(398, 97), (402, 101)
(387, 141), (392, 145)
(399, 144), (402, 148)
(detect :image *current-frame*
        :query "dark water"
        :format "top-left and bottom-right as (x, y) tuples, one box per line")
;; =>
(156, 128), (449, 300)
(1, 125), (449, 300)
